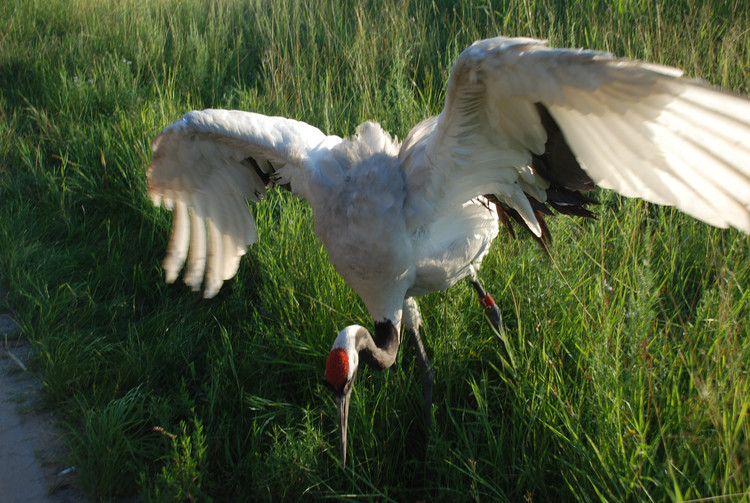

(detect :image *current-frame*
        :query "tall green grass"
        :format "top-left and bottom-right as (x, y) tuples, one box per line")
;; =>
(1, 0), (748, 500)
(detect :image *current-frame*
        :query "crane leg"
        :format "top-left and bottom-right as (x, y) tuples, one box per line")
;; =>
(471, 279), (504, 333)
(470, 275), (516, 368)
(407, 325), (433, 429)
(403, 298), (433, 429)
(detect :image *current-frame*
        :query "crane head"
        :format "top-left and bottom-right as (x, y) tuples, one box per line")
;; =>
(325, 327), (360, 468)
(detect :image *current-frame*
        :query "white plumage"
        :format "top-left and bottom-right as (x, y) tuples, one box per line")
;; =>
(148, 36), (750, 312)
(147, 36), (750, 467)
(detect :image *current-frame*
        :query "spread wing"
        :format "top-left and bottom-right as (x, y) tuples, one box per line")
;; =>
(147, 109), (341, 297)
(404, 36), (750, 237)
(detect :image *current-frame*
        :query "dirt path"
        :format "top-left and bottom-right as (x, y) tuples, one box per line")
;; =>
(1, 293), (82, 502)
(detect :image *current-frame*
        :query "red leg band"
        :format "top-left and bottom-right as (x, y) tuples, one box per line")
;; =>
(479, 293), (496, 310)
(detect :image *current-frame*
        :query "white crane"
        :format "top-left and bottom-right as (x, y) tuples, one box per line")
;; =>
(146, 36), (750, 468)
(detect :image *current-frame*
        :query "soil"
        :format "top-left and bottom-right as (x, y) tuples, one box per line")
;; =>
(1, 289), (84, 502)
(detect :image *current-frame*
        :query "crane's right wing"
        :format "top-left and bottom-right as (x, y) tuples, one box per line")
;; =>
(147, 109), (341, 297)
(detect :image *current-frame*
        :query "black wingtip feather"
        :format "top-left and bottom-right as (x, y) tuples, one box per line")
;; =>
(486, 103), (602, 250)
(532, 103), (595, 192)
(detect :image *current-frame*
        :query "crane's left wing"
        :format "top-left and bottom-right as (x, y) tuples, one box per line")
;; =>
(406, 36), (750, 237)
(147, 109), (341, 297)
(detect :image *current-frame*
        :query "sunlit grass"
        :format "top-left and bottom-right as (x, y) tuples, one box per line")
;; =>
(1, 0), (748, 500)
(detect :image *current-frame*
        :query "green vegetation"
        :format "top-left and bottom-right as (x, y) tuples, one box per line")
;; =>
(1, 0), (748, 500)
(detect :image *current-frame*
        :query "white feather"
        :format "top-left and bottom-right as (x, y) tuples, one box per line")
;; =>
(403, 36), (750, 235)
(147, 109), (342, 296)
(162, 199), (189, 283)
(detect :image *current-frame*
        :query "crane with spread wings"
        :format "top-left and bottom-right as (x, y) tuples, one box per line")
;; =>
(147, 36), (750, 468)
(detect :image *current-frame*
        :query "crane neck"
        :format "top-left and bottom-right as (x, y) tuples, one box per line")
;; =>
(356, 320), (400, 371)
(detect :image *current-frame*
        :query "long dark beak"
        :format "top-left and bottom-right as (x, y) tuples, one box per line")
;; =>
(335, 381), (354, 468)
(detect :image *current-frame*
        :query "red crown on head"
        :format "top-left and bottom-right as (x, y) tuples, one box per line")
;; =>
(325, 347), (349, 390)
